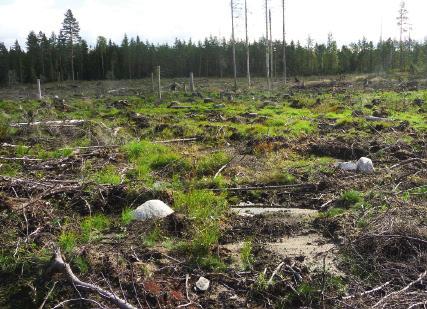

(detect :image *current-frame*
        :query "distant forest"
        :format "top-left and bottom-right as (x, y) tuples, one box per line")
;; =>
(1, 29), (426, 85)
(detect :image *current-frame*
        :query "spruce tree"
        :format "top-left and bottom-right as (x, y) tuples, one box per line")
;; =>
(59, 9), (80, 81)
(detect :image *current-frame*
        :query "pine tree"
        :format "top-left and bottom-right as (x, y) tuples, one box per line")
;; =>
(59, 9), (80, 81)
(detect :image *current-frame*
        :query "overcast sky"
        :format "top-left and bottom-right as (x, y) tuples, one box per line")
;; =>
(1, 0), (426, 51)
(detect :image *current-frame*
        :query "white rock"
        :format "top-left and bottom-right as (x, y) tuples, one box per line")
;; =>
(195, 276), (210, 291)
(356, 157), (375, 173)
(130, 200), (174, 220)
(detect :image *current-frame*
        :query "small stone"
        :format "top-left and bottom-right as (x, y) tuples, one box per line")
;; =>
(214, 103), (226, 108)
(338, 162), (357, 171)
(356, 157), (375, 173)
(195, 276), (210, 292)
(204, 98), (214, 103)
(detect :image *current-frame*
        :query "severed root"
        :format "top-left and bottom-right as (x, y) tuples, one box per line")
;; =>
(44, 245), (138, 309)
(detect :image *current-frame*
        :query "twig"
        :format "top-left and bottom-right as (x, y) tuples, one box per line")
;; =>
(408, 300), (427, 309)
(285, 265), (302, 281)
(22, 203), (29, 238)
(38, 281), (57, 309)
(155, 154), (189, 175)
(177, 275), (191, 308)
(320, 199), (336, 209)
(396, 184), (427, 195)
(155, 251), (185, 265)
(372, 270), (427, 308)
(13, 238), (21, 258)
(320, 255), (327, 309)
(130, 264), (143, 309)
(101, 272), (118, 303)
(214, 154), (236, 179)
(267, 262), (284, 285)
(117, 245), (127, 303)
(214, 164), (228, 179)
(0, 199), (40, 223)
(52, 298), (103, 309)
(185, 274), (190, 301)
(323, 295), (356, 309)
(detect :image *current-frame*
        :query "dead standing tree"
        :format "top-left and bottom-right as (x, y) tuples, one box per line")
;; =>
(230, 0), (238, 89)
(265, 0), (270, 90)
(396, 1), (411, 70)
(282, 0), (287, 84)
(245, 0), (250, 90)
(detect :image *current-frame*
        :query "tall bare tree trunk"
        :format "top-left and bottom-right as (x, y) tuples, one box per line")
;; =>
(71, 33), (74, 81)
(282, 0), (287, 84)
(265, 0), (270, 90)
(269, 9), (273, 91)
(231, 0), (237, 89)
(245, 0), (250, 90)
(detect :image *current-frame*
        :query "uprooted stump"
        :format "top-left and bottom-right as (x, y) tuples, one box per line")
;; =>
(43, 245), (138, 309)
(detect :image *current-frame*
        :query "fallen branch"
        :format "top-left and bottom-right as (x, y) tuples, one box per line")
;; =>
(59, 145), (120, 151)
(153, 138), (199, 143)
(0, 156), (42, 161)
(8, 119), (85, 127)
(342, 281), (390, 300)
(323, 295), (356, 309)
(364, 116), (397, 122)
(396, 184), (427, 195)
(390, 158), (422, 169)
(209, 182), (318, 192)
(2, 143), (28, 148)
(168, 106), (199, 109)
(44, 245), (138, 309)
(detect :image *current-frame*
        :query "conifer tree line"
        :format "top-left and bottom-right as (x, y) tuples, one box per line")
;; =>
(0, 6), (426, 86)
